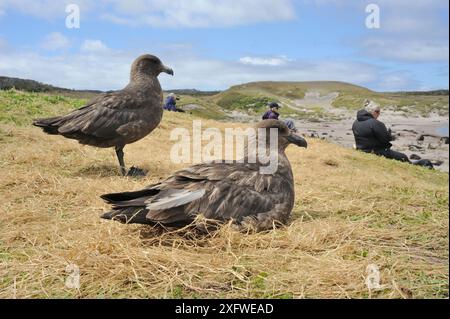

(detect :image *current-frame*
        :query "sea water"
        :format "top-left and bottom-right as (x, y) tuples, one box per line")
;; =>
(436, 126), (449, 136)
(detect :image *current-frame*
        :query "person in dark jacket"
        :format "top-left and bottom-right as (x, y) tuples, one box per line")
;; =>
(352, 105), (410, 162)
(352, 104), (434, 169)
(164, 93), (177, 111)
(262, 102), (281, 120)
(164, 93), (185, 112)
(262, 102), (299, 133)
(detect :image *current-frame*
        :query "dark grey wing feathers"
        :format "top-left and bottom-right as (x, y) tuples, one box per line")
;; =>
(58, 92), (139, 138)
(101, 162), (290, 225)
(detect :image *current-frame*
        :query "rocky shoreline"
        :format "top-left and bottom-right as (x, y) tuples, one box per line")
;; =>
(224, 110), (449, 172)
(294, 111), (449, 172)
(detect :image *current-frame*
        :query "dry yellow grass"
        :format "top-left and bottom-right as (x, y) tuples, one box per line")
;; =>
(0, 109), (448, 299)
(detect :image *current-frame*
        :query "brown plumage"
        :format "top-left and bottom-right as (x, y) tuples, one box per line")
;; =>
(101, 120), (307, 231)
(33, 54), (174, 176)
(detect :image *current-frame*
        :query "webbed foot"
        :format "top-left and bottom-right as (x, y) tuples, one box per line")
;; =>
(126, 166), (147, 177)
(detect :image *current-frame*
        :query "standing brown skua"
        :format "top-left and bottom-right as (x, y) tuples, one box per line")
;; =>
(33, 54), (173, 176)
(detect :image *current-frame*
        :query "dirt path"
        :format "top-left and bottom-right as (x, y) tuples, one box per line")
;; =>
(281, 91), (348, 118)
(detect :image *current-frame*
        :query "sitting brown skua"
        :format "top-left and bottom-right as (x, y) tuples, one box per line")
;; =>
(101, 120), (307, 231)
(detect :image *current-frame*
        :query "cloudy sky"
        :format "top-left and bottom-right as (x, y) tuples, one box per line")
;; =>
(0, 0), (448, 91)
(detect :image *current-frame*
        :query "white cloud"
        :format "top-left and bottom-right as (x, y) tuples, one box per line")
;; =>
(0, 37), (9, 52)
(362, 38), (449, 63)
(375, 71), (418, 92)
(367, 2), (448, 63)
(41, 32), (70, 51)
(0, 0), (295, 27)
(239, 56), (291, 66)
(0, 45), (390, 91)
(102, 0), (296, 27)
(308, 0), (449, 64)
(0, 31), (439, 93)
(0, 50), (131, 90)
(0, 0), (92, 19)
(81, 40), (110, 53)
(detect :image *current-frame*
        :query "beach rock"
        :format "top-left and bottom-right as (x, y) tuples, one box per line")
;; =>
(408, 144), (423, 151)
(418, 134), (444, 142)
(427, 143), (437, 150)
(431, 160), (444, 166)
(412, 159), (434, 169)
(440, 136), (449, 144)
(182, 104), (203, 111)
(403, 129), (418, 134)
(410, 154), (422, 160)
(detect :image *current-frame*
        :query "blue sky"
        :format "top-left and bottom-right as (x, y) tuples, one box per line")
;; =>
(0, 0), (448, 91)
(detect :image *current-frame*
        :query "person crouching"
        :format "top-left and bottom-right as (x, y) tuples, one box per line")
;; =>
(352, 103), (433, 168)
(262, 102), (281, 120)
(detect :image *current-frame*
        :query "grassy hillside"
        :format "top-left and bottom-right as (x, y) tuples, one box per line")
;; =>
(213, 81), (364, 118)
(171, 81), (449, 121)
(2, 77), (448, 122)
(0, 89), (86, 126)
(171, 81), (368, 121)
(0, 76), (101, 100)
(333, 91), (450, 114)
(0, 90), (448, 298)
(164, 81), (449, 121)
(225, 81), (372, 99)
